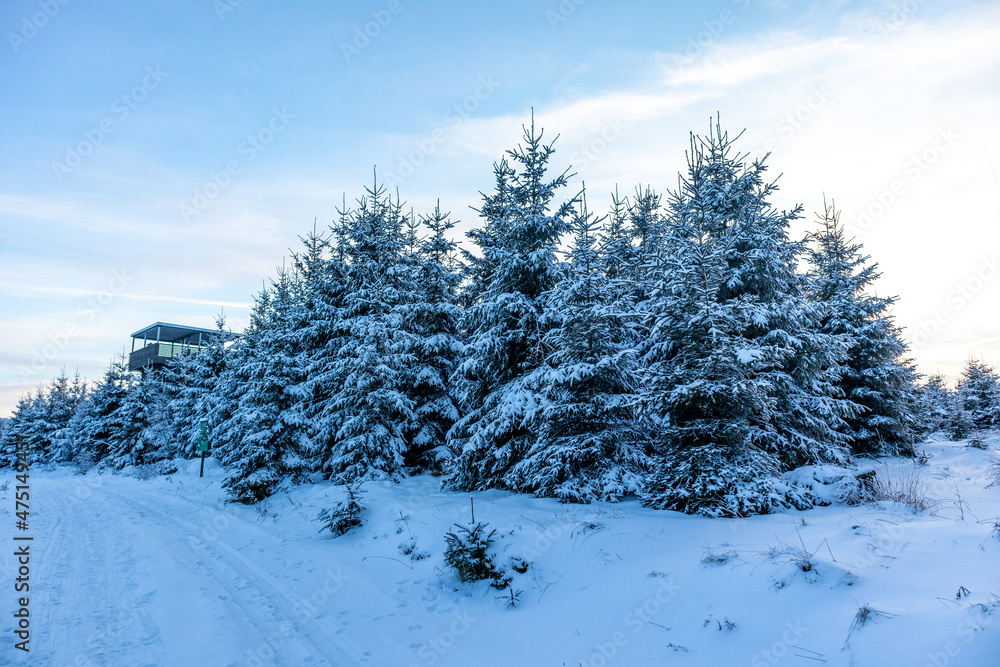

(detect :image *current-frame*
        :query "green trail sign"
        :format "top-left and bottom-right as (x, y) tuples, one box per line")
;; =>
(197, 421), (209, 452)
(197, 420), (210, 478)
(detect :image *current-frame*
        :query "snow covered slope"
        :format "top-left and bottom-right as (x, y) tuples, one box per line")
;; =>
(2, 436), (998, 666)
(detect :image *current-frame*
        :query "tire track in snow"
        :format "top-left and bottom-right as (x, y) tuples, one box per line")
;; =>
(78, 487), (162, 665)
(33, 478), (156, 666)
(32, 506), (67, 664)
(93, 485), (361, 666)
(89, 485), (314, 667)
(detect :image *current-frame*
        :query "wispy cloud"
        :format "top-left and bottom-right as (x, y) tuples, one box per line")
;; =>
(0, 284), (250, 310)
(363, 4), (1000, 381)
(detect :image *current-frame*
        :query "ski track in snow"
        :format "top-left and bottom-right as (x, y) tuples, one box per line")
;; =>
(94, 484), (362, 667)
(19, 475), (361, 667)
(32, 477), (167, 665)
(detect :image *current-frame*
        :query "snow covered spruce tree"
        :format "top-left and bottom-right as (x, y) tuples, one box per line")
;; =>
(597, 185), (664, 353)
(0, 418), (9, 461)
(599, 187), (632, 286)
(76, 354), (136, 468)
(396, 201), (465, 473)
(807, 201), (919, 456)
(214, 272), (309, 503)
(457, 158), (517, 313)
(507, 193), (649, 501)
(627, 185), (665, 271)
(36, 370), (88, 463)
(595, 185), (664, 307)
(0, 391), (44, 468)
(288, 222), (351, 473)
(447, 118), (577, 493)
(0, 370), (88, 467)
(165, 314), (233, 457)
(639, 121), (856, 516)
(917, 372), (953, 434)
(210, 293), (269, 487)
(101, 368), (176, 469)
(26, 384), (59, 465)
(955, 357), (1000, 430)
(637, 170), (781, 517)
(313, 178), (418, 482)
(947, 392), (975, 441)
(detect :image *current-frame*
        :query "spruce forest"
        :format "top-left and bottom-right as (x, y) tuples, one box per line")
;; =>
(3, 119), (996, 517)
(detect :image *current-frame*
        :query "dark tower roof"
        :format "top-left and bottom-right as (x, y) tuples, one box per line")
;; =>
(131, 322), (220, 344)
(129, 322), (223, 373)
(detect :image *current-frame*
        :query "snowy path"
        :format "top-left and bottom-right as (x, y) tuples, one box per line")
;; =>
(15, 473), (361, 666)
(2, 440), (999, 666)
(100, 484), (361, 666)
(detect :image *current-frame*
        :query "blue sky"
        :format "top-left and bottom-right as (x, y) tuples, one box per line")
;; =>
(2, 0), (999, 415)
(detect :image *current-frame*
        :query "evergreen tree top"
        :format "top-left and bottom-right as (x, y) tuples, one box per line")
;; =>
(472, 117), (577, 256)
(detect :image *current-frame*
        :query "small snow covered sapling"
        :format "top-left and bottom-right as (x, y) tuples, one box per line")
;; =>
(398, 537), (430, 561)
(443, 522), (510, 589)
(316, 481), (366, 537)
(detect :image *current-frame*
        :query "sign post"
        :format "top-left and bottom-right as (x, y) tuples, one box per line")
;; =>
(197, 419), (210, 478)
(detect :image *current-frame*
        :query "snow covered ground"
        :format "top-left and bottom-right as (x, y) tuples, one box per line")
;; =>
(2, 436), (999, 666)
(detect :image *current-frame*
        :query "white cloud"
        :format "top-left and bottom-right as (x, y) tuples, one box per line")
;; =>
(370, 3), (1000, 382)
